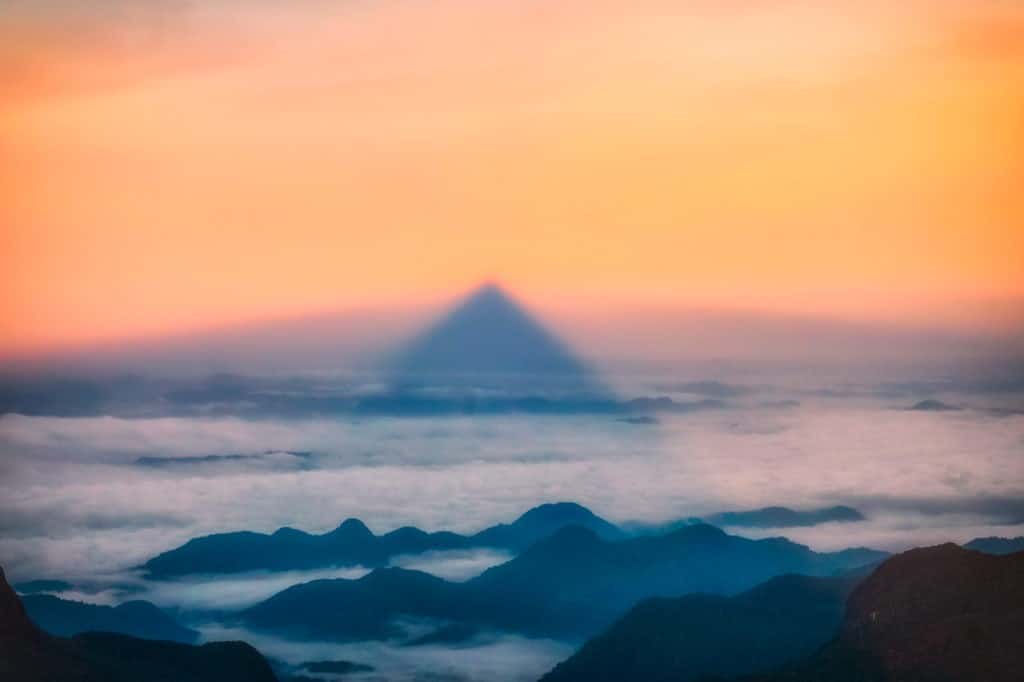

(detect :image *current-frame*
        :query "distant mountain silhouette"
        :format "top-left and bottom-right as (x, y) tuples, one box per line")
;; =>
(963, 536), (1024, 555)
(12, 580), (73, 595)
(751, 544), (1024, 682)
(906, 399), (962, 411)
(145, 518), (403, 577)
(540, 573), (860, 682)
(300, 660), (374, 675)
(623, 396), (728, 413)
(21, 594), (197, 644)
(707, 505), (865, 529)
(402, 622), (481, 647)
(0, 566), (277, 682)
(390, 284), (603, 394)
(466, 524), (884, 637)
(143, 502), (623, 578)
(626, 505), (867, 536)
(242, 567), (461, 641)
(240, 523), (887, 641)
(470, 502), (624, 551)
(618, 415), (659, 425)
(0, 371), (634, 418)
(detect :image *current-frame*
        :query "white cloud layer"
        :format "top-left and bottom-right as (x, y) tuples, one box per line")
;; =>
(1, 381), (1022, 579)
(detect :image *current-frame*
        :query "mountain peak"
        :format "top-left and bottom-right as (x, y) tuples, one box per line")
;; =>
(330, 518), (374, 538)
(963, 536), (1024, 555)
(516, 502), (596, 523)
(664, 523), (730, 542)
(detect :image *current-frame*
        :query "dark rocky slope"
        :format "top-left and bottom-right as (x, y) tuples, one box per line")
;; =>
(540, 573), (859, 682)
(540, 544), (1024, 682)
(760, 544), (1024, 681)
(0, 565), (277, 682)
(22, 594), (198, 643)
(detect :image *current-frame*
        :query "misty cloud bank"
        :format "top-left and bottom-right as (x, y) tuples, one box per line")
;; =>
(3, 357), (1022, 420)
(198, 623), (572, 682)
(0, 370), (1020, 682)
(1, 371), (1022, 579)
(0, 371), (730, 419)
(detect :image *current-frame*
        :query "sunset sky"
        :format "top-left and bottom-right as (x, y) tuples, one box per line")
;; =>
(2, 0), (1022, 355)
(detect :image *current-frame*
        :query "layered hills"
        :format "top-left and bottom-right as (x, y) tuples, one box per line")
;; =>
(240, 523), (885, 641)
(0, 566), (277, 682)
(20, 594), (197, 643)
(540, 544), (1024, 682)
(540, 573), (859, 682)
(143, 502), (624, 577)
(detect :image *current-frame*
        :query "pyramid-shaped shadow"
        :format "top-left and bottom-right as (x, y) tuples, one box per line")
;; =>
(390, 284), (609, 397)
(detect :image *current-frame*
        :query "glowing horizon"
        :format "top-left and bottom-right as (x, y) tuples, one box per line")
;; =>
(2, 0), (1022, 355)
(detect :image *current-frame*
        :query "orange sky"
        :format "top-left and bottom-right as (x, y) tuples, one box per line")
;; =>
(2, 0), (1023, 354)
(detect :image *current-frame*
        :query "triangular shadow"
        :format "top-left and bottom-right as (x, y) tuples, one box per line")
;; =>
(388, 284), (609, 397)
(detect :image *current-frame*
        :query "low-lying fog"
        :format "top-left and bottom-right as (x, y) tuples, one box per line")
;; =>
(3, 376), (1022, 578)
(1, 369), (1022, 680)
(198, 623), (573, 682)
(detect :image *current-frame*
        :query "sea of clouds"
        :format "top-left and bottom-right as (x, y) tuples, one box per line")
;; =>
(2, 373), (1022, 580)
(2, 370), (1022, 681)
